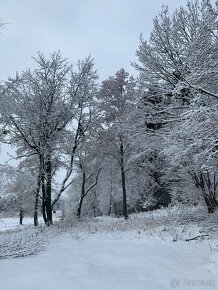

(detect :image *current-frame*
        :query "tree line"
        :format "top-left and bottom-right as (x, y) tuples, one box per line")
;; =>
(0, 0), (217, 225)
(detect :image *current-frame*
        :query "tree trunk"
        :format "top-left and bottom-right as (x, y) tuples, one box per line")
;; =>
(19, 209), (24, 225)
(77, 196), (84, 218)
(121, 167), (128, 219)
(39, 155), (49, 225)
(41, 169), (48, 224)
(77, 162), (101, 218)
(77, 170), (86, 219)
(204, 193), (218, 213)
(120, 140), (128, 219)
(46, 196), (53, 226)
(93, 190), (96, 217)
(114, 202), (118, 217)
(34, 173), (41, 227)
(34, 195), (39, 227)
(108, 167), (113, 216)
(191, 172), (218, 214)
(42, 200), (47, 224)
(45, 157), (53, 226)
(108, 193), (112, 216)
(200, 172), (218, 213)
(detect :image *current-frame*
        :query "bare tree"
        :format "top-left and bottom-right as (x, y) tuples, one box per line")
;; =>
(97, 69), (136, 219)
(76, 159), (102, 218)
(2, 51), (98, 225)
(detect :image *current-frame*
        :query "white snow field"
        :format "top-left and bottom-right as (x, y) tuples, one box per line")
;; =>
(0, 216), (44, 232)
(0, 209), (217, 290)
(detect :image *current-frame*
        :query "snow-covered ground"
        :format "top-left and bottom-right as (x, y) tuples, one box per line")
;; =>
(0, 212), (61, 232)
(0, 216), (44, 232)
(0, 208), (217, 290)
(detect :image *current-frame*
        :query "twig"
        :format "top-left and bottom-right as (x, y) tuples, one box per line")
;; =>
(185, 234), (209, 241)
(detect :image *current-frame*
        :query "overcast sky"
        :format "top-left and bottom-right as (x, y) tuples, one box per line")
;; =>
(0, 0), (187, 82)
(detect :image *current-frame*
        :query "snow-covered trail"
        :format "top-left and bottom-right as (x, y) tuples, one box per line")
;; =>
(0, 231), (216, 290)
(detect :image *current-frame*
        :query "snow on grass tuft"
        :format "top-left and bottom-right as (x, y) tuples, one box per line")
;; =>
(0, 212), (63, 259)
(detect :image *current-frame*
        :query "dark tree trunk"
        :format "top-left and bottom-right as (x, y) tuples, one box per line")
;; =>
(46, 158), (53, 226)
(200, 172), (218, 214)
(108, 192), (112, 216)
(34, 195), (39, 227)
(39, 155), (49, 225)
(93, 190), (96, 218)
(189, 171), (218, 214)
(108, 168), (113, 216)
(42, 201), (47, 224)
(204, 193), (218, 213)
(19, 209), (24, 225)
(77, 164), (101, 218)
(121, 167), (128, 219)
(120, 140), (128, 219)
(77, 171), (86, 219)
(77, 196), (84, 218)
(34, 173), (41, 227)
(46, 195), (53, 226)
(41, 169), (48, 224)
(39, 154), (53, 226)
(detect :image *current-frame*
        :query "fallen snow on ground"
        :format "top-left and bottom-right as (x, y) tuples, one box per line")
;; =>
(0, 216), (44, 232)
(0, 208), (217, 290)
(0, 229), (217, 290)
(0, 212), (61, 232)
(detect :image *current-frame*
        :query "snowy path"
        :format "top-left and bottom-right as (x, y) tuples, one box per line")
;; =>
(0, 231), (217, 290)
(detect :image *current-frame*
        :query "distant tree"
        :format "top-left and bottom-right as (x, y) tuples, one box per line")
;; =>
(0, 165), (36, 223)
(127, 84), (172, 211)
(76, 156), (103, 218)
(97, 69), (136, 219)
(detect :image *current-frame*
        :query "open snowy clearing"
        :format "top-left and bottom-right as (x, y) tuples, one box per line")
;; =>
(0, 211), (217, 290)
(0, 231), (217, 290)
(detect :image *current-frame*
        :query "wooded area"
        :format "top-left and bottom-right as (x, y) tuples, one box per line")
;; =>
(0, 0), (218, 225)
